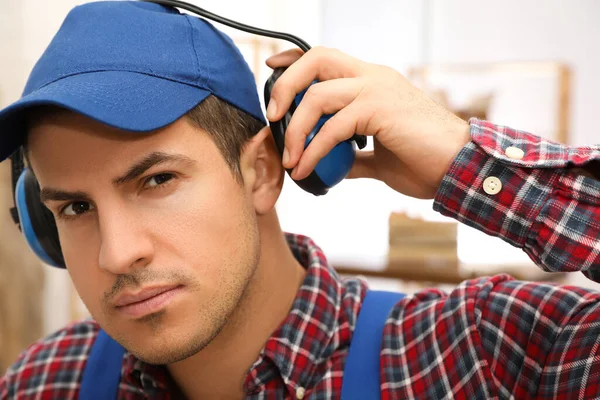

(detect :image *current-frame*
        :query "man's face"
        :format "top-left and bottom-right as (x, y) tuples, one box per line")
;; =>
(27, 110), (261, 364)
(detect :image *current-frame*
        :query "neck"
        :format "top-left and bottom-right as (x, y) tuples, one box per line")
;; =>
(167, 211), (306, 399)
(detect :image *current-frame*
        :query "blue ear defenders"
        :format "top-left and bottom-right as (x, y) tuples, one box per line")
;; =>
(10, 151), (64, 267)
(10, 0), (366, 268)
(264, 69), (367, 195)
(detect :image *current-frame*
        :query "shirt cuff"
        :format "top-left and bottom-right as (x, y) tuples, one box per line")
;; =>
(433, 119), (600, 270)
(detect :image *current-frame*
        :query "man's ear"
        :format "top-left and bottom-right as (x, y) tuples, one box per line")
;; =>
(240, 126), (285, 215)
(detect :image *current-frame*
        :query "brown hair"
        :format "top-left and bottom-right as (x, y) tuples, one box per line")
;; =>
(185, 95), (265, 182)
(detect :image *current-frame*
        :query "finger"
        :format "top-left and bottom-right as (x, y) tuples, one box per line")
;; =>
(266, 48), (304, 68)
(267, 47), (364, 121)
(291, 100), (367, 180)
(347, 151), (377, 180)
(283, 78), (364, 169)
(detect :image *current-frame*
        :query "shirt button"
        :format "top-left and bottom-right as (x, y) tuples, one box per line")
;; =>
(296, 387), (306, 399)
(505, 146), (525, 160)
(483, 176), (502, 195)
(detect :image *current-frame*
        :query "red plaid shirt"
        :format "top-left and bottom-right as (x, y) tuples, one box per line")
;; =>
(2, 119), (600, 399)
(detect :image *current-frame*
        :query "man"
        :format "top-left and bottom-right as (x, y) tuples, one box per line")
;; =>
(1, 1), (599, 399)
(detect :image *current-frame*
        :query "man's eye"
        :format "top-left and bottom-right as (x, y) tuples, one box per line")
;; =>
(62, 201), (94, 217)
(145, 173), (174, 188)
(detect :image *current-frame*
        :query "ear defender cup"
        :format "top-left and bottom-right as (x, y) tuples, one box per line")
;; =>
(264, 67), (367, 196)
(14, 168), (65, 268)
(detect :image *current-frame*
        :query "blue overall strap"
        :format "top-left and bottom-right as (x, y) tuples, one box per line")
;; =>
(79, 328), (126, 400)
(341, 290), (406, 400)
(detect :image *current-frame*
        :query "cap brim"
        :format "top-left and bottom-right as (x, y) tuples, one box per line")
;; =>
(0, 71), (212, 162)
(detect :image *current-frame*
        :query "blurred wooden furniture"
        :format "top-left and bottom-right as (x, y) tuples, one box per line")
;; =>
(387, 212), (458, 274)
(335, 212), (566, 285)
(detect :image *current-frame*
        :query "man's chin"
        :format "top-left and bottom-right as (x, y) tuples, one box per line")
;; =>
(123, 329), (215, 365)
(109, 314), (224, 365)
(130, 343), (203, 365)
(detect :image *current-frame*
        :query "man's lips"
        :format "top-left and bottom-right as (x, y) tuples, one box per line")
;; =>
(113, 285), (184, 318)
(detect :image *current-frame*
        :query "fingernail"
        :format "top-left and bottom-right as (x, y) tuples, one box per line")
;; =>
(266, 99), (277, 120)
(282, 147), (289, 165)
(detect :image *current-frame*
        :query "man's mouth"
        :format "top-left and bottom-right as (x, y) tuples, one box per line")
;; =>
(113, 285), (184, 318)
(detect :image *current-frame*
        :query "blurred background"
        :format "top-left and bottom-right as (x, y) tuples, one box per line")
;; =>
(1, 0), (599, 373)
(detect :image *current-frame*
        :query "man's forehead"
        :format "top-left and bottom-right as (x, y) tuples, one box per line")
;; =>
(26, 110), (209, 175)
(29, 113), (183, 167)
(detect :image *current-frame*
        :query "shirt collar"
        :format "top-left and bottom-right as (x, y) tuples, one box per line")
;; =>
(244, 233), (351, 394)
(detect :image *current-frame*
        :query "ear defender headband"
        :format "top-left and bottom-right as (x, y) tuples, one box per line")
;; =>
(10, 0), (366, 268)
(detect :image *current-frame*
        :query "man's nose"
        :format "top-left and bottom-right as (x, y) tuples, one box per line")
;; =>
(97, 206), (154, 274)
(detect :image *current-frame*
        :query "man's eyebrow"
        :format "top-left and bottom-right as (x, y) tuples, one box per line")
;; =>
(39, 152), (195, 204)
(39, 188), (92, 204)
(112, 151), (195, 186)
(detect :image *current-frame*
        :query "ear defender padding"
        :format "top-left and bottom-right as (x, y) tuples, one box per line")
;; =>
(15, 168), (65, 268)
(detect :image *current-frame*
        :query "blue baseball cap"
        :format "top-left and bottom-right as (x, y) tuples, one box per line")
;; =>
(0, 0), (266, 162)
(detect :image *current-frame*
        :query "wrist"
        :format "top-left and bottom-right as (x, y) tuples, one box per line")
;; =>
(432, 119), (471, 190)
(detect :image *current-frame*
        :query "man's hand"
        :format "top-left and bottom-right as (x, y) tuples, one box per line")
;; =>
(265, 47), (470, 199)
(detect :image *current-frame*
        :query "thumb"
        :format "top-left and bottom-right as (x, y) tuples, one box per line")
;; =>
(347, 151), (376, 179)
